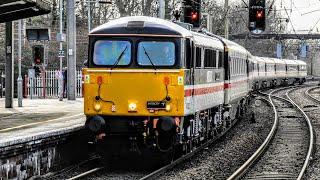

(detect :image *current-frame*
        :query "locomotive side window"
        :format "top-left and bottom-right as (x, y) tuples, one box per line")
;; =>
(195, 47), (202, 68)
(137, 41), (175, 66)
(93, 40), (131, 66)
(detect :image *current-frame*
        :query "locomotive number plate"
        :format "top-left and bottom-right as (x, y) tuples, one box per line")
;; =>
(147, 101), (166, 109)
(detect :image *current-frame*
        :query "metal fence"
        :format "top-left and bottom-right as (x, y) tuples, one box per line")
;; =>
(25, 69), (82, 99)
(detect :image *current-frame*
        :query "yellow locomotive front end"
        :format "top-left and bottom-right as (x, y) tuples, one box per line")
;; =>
(83, 68), (185, 117)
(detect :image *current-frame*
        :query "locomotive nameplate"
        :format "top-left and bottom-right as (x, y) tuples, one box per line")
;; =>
(147, 101), (166, 109)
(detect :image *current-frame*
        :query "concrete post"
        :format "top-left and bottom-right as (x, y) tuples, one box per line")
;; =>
(18, 19), (23, 107)
(224, 0), (229, 39)
(59, 0), (64, 101)
(5, 22), (14, 108)
(67, 0), (76, 100)
(159, 0), (165, 19)
(88, 1), (91, 32)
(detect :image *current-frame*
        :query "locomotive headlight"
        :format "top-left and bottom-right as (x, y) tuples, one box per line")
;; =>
(94, 102), (101, 112)
(128, 102), (137, 112)
(166, 104), (171, 111)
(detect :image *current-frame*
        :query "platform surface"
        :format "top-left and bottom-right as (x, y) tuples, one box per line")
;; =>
(0, 98), (85, 147)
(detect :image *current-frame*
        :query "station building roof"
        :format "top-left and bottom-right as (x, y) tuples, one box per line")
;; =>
(0, 0), (51, 23)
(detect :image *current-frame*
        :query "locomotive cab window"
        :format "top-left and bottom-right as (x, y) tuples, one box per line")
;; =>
(93, 40), (132, 66)
(137, 41), (175, 66)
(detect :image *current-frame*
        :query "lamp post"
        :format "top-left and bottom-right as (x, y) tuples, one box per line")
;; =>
(58, 0), (64, 101)
(17, 19), (23, 107)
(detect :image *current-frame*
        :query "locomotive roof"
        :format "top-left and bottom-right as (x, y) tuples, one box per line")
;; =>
(89, 16), (193, 37)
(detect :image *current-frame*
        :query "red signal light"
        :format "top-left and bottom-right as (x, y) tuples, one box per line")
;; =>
(256, 11), (263, 18)
(191, 12), (198, 21)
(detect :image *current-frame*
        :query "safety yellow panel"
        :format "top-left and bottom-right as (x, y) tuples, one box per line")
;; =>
(83, 68), (185, 117)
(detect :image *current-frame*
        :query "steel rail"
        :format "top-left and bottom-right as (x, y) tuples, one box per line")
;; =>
(228, 86), (314, 180)
(227, 88), (280, 180)
(286, 88), (315, 180)
(139, 119), (239, 180)
(305, 86), (320, 103)
(66, 167), (104, 180)
(42, 155), (101, 180)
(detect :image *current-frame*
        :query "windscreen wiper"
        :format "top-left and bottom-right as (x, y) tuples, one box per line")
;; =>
(142, 46), (157, 71)
(111, 46), (128, 70)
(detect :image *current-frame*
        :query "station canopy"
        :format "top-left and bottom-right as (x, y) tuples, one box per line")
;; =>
(0, 0), (51, 23)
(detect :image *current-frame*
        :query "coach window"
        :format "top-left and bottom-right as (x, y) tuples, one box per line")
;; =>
(235, 59), (237, 75)
(195, 47), (202, 68)
(218, 51), (223, 67)
(236, 58), (239, 75)
(230, 59), (234, 75)
(237, 59), (240, 75)
(212, 50), (217, 68)
(204, 49), (216, 68)
(204, 49), (211, 68)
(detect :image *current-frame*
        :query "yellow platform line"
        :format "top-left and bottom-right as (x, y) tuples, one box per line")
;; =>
(0, 113), (84, 133)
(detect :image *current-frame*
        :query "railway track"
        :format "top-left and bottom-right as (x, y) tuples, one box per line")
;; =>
(228, 87), (314, 180)
(42, 154), (102, 180)
(305, 86), (320, 103)
(64, 117), (240, 180)
(47, 86), (317, 180)
(138, 118), (240, 180)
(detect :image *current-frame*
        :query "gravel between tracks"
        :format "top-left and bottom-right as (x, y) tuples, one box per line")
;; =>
(290, 86), (320, 180)
(243, 89), (309, 179)
(158, 98), (273, 180)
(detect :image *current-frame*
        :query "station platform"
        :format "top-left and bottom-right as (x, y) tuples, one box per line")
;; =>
(0, 98), (86, 151)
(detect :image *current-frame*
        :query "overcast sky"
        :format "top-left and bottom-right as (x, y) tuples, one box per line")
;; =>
(219, 0), (320, 33)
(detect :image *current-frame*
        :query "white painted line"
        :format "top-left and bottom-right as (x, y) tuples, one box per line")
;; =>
(0, 113), (84, 133)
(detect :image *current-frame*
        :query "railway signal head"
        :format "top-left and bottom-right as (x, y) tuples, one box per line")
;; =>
(249, 0), (266, 32)
(256, 10), (263, 18)
(33, 45), (44, 65)
(183, 0), (201, 28)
